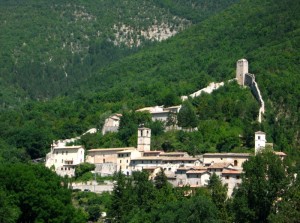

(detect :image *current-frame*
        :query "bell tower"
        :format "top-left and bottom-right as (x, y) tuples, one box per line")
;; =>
(236, 59), (248, 86)
(137, 127), (151, 152)
(255, 131), (266, 155)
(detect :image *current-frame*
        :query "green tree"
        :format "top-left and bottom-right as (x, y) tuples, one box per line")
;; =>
(268, 171), (300, 222)
(0, 163), (86, 223)
(75, 163), (95, 179)
(232, 150), (290, 223)
(109, 171), (134, 223)
(0, 188), (20, 223)
(177, 100), (198, 130)
(208, 173), (230, 222)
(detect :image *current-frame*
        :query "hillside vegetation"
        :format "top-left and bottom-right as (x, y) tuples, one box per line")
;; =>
(0, 0), (237, 104)
(0, 0), (299, 162)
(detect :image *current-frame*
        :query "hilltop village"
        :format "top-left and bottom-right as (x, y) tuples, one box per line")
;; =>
(45, 59), (285, 196)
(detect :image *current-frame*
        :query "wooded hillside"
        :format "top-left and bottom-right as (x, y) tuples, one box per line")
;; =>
(0, 0), (299, 161)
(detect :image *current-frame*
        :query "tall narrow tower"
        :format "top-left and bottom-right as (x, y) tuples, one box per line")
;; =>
(255, 131), (266, 155)
(137, 127), (151, 152)
(236, 59), (248, 86)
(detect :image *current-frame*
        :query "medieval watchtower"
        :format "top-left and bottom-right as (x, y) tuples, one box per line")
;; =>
(137, 127), (151, 152)
(236, 59), (248, 86)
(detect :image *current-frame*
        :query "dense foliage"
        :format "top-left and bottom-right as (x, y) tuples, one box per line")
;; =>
(0, 0), (237, 104)
(108, 170), (219, 223)
(0, 163), (86, 223)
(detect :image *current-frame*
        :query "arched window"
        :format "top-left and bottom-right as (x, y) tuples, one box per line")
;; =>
(234, 160), (238, 166)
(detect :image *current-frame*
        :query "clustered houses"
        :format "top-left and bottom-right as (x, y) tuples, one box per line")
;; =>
(45, 126), (286, 196)
(84, 127), (277, 196)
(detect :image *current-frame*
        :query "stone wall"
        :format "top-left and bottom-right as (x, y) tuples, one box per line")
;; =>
(95, 163), (117, 176)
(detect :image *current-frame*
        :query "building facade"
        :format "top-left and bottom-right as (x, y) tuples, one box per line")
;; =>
(45, 144), (85, 177)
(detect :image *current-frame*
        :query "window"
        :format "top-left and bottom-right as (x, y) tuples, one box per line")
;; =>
(120, 160), (122, 163)
(56, 151), (58, 155)
(226, 176), (229, 179)
(55, 159), (57, 163)
(61, 167), (63, 170)
(234, 160), (238, 166)
(258, 136), (261, 140)
(103, 159), (105, 163)
(237, 176), (240, 179)
(126, 160), (128, 163)
(66, 151), (68, 155)
(62, 159), (63, 163)
(62, 151), (64, 155)
(168, 168), (171, 171)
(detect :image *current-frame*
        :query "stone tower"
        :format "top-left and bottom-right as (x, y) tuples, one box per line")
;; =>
(137, 127), (151, 152)
(236, 59), (249, 86)
(255, 131), (266, 155)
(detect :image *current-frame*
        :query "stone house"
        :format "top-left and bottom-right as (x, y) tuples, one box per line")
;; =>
(101, 113), (122, 135)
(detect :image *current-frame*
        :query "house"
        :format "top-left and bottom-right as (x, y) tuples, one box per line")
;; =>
(207, 162), (234, 177)
(102, 114), (122, 135)
(131, 156), (163, 172)
(86, 147), (135, 176)
(203, 153), (251, 169)
(45, 143), (85, 177)
(175, 166), (210, 187)
(186, 169), (210, 187)
(117, 149), (142, 175)
(136, 105), (181, 124)
(221, 168), (243, 196)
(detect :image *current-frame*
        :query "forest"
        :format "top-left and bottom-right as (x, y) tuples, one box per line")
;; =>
(0, 0), (299, 222)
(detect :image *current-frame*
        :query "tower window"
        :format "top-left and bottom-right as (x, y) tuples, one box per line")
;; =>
(258, 136), (261, 140)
